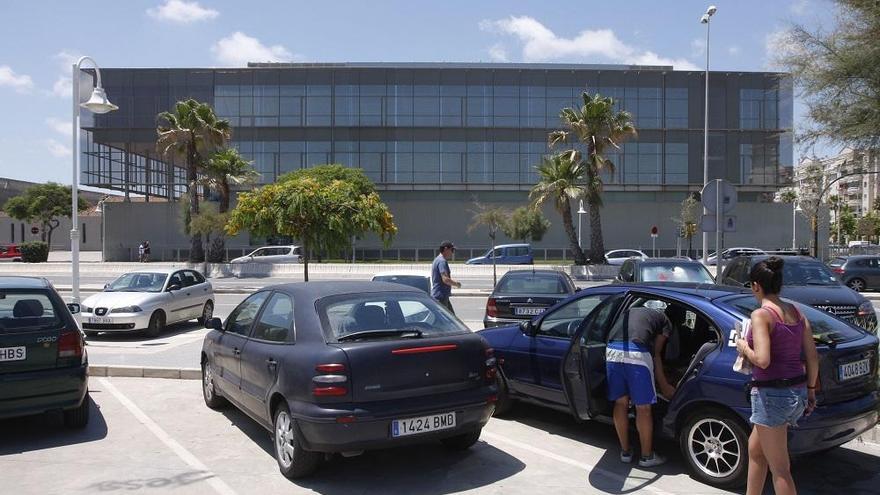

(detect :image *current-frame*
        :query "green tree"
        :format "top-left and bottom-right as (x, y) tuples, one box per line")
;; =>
(835, 205), (857, 243)
(503, 206), (551, 244)
(549, 91), (637, 262)
(774, 1), (880, 149)
(857, 212), (880, 243)
(529, 153), (588, 265)
(672, 195), (700, 258)
(189, 203), (229, 263)
(468, 200), (510, 287)
(872, 196), (880, 213)
(157, 99), (231, 262)
(2, 183), (89, 247)
(226, 171), (396, 281)
(281, 164), (376, 196)
(200, 148), (259, 262)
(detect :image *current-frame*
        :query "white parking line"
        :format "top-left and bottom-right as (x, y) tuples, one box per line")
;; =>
(99, 378), (237, 495)
(481, 431), (675, 495)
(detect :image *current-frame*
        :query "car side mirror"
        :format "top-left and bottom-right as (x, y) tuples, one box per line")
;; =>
(519, 320), (536, 336)
(743, 281), (751, 288)
(206, 317), (223, 330)
(66, 303), (81, 315)
(103, 283), (109, 290)
(167, 284), (182, 292)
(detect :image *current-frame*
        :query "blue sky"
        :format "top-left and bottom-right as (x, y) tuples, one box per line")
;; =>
(0, 0), (826, 185)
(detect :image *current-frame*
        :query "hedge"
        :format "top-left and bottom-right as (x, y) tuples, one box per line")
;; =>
(20, 241), (49, 263)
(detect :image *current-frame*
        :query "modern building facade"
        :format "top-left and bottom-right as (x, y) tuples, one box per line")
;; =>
(80, 63), (796, 259)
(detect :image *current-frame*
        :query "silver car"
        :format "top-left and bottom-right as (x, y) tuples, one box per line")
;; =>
(80, 268), (214, 337)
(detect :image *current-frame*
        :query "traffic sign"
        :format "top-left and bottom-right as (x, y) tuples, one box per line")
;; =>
(650, 225), (658, 238)
(701, 179), (737, 214)
(30, 226), (38, 235)
(700, 215), (737, 232)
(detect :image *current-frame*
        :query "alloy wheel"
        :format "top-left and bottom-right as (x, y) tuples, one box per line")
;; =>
(275, 410), (296, 469)
(203, 363), (214, 401)
(687, 418), (742, 479)
(848, 279), (865, 292)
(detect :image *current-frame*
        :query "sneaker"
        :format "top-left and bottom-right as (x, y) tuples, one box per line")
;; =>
(620, 450), (633, 463)
(638, 452), (667, 468)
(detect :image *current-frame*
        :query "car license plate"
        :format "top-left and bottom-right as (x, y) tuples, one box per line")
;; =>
(0, 346), (26, 362)
(88, 317), (113, 324)
(391, 412), (456, 437)
(839, 358), (871, 381)
(515, 307), (545, 316)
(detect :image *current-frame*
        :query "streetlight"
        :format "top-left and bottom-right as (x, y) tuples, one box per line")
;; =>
(577, 199), (587, 251)
(700, 5), (717, 264)
(792, 201), (802, 250)
(94, 195), (109, 262)
(71, 57), (117, 304)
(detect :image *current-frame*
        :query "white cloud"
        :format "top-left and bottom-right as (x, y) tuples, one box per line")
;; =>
(50, 76), (71, 98)
(790, 0), (810, 15)
(211, 32), (294, 66)
(45, 117), (72, 139)
(691, 38), (706, 58)
(480, 16), (699, 70)
(45, 139), (71, 158)
(46, 50), (83, 98)
(488, 43), (508, 62)
(0, 65), (34, 93)
(147, 0), (219, 24)
(728, 45), (741, 56)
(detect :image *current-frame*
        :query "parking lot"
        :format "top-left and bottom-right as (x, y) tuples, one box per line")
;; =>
(3, 377), (880, 495)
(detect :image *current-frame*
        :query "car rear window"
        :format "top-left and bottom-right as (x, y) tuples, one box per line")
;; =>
(372, 275), (430, 293)
(318, 292), (470, 341)
(641, 263), (715, 284)
(0, 291), (61, 332)
(828, 257), (846, 268)
(495, 273), (569, 294)
(722, 295), (865, 345)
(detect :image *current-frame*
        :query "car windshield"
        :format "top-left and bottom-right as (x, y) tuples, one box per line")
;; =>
(319, 292), (470, 341)
(495, 273), (570, 294)
(780, 261), (839, 286)
(372, 275), (430, 294)
(105, 272), (167, 292)
(640, 263), (715, 284)
(723, 295), (865, 345)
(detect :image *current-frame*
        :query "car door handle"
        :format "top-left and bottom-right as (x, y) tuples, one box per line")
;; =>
(233, 348), (241, 356)
(266, 358), (278, 370)
(186, 292), (191, 296)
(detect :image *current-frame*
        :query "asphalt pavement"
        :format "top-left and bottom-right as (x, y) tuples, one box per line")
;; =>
(5, 377), (880, 494)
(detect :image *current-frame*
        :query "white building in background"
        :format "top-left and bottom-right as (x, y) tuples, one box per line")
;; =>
(793, 149), (880, 224)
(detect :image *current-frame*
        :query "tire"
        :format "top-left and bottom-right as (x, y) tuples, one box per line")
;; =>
(493, 374), (515, 416)
(63, 392), (91, 428)
(847, 278), (866, 292)
(198, 301), (214, 325)
(440, 428), (482, 450)
(84, 330), (99, 338)
(201, 359), (227, 409)
(679, 408), (749, 489)
(145, 311), (165, 338)
(273, 403), (321, 479)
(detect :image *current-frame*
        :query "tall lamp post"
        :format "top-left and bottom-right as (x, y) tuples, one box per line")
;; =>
(577, 199), (587, 252)
(791, 201), (802, 251)
(700, 5), (717, 264)
(71, 57), (118, 303)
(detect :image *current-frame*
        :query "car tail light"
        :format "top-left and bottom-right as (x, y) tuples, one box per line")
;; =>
(486, 298), (498, 318)
(58, 329), (83, 359)
(831, 267), (844, 274)
(313, 363), (348, 397)
(484, 347), (497, 383)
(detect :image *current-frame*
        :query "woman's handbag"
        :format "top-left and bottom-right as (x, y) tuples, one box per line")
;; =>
(732, 319), (753, 375)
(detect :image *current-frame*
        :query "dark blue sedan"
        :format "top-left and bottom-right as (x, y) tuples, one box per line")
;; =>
(201, 281), (496, 479)
(479, 283), (880, 488)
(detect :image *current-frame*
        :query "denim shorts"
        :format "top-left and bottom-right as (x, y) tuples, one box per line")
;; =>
(750, 386), (807, 428)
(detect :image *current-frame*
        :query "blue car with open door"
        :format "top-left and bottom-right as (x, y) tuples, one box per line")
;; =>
(478, 283), (880, 488)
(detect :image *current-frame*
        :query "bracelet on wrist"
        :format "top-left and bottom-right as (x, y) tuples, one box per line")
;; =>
(807, 386), (816, 389)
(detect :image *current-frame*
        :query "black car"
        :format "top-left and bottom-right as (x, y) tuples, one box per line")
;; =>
(0, 277), (89, 427)
(200, 281), (496, 479)
(828, 255), (880, 292)
(483, 269), (577, 328)
(616, 258), (716, 284)
(721, 256), (877, 333)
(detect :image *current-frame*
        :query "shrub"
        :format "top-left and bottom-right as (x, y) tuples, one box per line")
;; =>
(20, 241), (49, 263)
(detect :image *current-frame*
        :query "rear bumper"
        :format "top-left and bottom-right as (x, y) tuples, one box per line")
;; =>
(789, 391), (880, 454)
(0, 364), (88, 420)
(291, 387), (496, 453)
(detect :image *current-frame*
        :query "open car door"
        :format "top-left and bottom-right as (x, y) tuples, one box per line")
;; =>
(561, 293), (625, 420)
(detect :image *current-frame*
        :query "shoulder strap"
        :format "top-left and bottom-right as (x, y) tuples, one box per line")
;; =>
(760, 305), (782, 322)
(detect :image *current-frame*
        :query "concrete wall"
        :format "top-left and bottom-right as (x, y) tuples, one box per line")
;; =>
(0, 215), (103, 251)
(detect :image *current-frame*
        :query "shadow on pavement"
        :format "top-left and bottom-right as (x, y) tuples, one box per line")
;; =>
(83, 471), (216, 492)
(791, 445), (880, 494)
(219, 406), (526, 494)
(0, 392), (107, 455)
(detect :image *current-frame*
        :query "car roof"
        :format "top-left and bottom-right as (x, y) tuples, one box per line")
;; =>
(372, 271), (429, 278)
(266, 281), (422, 299)
(491, 243), (531, 248)
(738, 255), (819, 264)
(612, 282), (750, 301)
(834, 255), (877, 260)
(501, 269), (566, 277)
(121, 267), (179, 275)
(633, 257), (704, 265)
(0, 276), (50, 289)
(252, 245), (300, 249)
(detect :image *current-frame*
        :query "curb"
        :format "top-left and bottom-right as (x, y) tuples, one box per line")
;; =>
(89, 364), (200, 380)
(58, 285), (492, 297)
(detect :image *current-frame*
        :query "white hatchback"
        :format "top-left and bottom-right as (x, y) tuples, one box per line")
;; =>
(80, 268), (214, 337)
(604, 249), (649, 266)
(230, 246), (303, 264)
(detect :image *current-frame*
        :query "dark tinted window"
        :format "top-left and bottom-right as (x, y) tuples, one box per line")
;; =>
(496, 273), (571, 294)
(779, 261), (839, 286)
(619, 261), (635, 282)
(724, 295), (865, 344)
(252, 293), (293, 342)
(828, 257), (846, 268)
(167, 272), (184, 288)
(188, 271), (206, 284)
(226, 292), (270, 336)
(640, 263), (715, 284)
(0, 291), (60, 332)
(541, 293), (614, 339)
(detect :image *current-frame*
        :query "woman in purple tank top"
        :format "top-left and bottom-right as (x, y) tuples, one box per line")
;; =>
(735, 257), (820, 495)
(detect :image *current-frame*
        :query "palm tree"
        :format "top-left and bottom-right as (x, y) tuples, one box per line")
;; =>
(156, 99), (231, 262)
(549, 92), (637, 262)
(199, 148), (259, 262)
(529, 153), (588, 265)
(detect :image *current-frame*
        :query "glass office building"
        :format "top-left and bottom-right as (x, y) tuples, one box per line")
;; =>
(81, 62), (793, 199)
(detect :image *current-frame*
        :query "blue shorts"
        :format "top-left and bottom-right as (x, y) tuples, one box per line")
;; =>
(750, 386), (807, 428)
(605, 341), (656, 406)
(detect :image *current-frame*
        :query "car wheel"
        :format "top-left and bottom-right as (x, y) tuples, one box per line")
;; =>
(440, 428), (482, 450)
(84, 330), (99, 338)
(274, 403), (321, 479)
(63, 392), (91, 428)
(847, 278), (866, 292)
(493, 374), (515, 416)
(145, 311), (165, 338)
(198, 301), (214, 325)
(680, 409), (749, 489)
(201, 359), (227, 409)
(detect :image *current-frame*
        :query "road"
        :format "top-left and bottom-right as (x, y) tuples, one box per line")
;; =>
(4, 377), (880, 495)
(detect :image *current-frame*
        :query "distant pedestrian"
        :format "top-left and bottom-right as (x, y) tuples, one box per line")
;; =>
(137, 242), (145, 263)
(142, 240), (151, 263)
(431, 240), (461, 314)
(736, 257), (819, 495)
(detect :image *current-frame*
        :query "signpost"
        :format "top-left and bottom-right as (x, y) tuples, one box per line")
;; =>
(30, 226), (38, 235)
(701, 179), (737, 280)
(650, 225), (658, 257)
